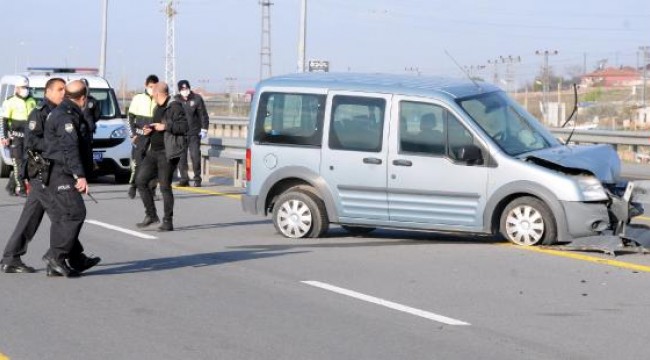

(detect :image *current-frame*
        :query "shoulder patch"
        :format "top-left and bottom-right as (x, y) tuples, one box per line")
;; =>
(28, 121), (36, 130)
(64, 123), (74, 133)
(190, 101), (195, 107)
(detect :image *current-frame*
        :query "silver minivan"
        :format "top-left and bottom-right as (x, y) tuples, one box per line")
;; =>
(241, 73), (638, 247)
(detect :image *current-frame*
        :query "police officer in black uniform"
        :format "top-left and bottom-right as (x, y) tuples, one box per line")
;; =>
(81, 78), (101, 179)
(174, 80), (209, 187)
(42, 80), (100, 277)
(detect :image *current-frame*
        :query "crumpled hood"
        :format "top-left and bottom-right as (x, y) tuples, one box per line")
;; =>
(523, 144), (621, 183)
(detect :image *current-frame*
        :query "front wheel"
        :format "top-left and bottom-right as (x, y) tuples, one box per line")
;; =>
(500, 196), (557, 246)
(272, 189), (329, 239)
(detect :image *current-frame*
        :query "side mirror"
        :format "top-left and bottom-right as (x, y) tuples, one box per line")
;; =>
(456, 144), (483, 165)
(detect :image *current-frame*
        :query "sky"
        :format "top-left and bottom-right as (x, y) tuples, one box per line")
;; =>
(1, 0), (649, 92)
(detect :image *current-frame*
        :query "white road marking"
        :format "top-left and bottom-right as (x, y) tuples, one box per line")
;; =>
(85, 219), (157, 239)
(301, 280), (470, 326)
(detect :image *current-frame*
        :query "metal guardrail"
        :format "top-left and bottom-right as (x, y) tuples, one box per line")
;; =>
(202, 118), (650, 185)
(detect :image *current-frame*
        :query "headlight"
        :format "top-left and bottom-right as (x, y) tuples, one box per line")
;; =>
(576, 176), (607, 201)
(110, 126), (128, 139)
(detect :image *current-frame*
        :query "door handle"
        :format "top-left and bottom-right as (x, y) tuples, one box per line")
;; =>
(392, 159), (412, 167)
(363, 157), (382, 165)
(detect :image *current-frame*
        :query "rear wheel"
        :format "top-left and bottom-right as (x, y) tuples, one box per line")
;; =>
(500, 196), (557, 246)
(272, 189), (329, 239)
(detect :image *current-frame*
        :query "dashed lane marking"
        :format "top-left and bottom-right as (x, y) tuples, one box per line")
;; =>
(85, 219), (158, 239)
(504, 244), (650, 273)
(302, 280), (470, 326)
(172, 185), (242, 200)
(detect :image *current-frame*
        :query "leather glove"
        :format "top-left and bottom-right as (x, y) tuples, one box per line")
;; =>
(200, 129), (208, 140)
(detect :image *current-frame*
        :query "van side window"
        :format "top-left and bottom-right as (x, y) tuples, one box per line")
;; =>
(447, 113), (482, 164)
(254, 92), (326, 146)
(399, 101), (445, 155)
(329, 96), (385, 152)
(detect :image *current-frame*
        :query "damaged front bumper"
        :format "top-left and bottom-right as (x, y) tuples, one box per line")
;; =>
(556, 180), (650, 255)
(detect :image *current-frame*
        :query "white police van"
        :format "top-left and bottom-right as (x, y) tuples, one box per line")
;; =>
(0, 68), (131, 183)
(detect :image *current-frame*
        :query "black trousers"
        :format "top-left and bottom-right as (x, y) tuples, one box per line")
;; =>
(178, 134), (201, 182)
(1, 178), (48, 265)
(136, 149), (179, 222)
(46, 165), (86, 262)
(5, 137), (24, 193)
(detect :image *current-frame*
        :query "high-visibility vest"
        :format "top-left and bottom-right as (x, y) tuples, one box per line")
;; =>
(2, 95), (37, 123)
(129, 93), (156, 118)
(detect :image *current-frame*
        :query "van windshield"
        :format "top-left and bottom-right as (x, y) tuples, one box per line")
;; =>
(457, 91), (560, 156)
(31, 88), (119, 119)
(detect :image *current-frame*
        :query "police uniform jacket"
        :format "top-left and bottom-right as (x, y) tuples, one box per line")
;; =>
(43, 99), (92, 178)
(83, 95), (101, 134)
(1, 95), (37, 138)
(173, 92), (209, 136)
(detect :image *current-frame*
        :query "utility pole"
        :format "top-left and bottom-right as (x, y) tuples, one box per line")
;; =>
(487, 58), (502, 85)
(535, 50), (558, 125)
(225, 77), (237, 116)
(260, 1), (273, 80)
(499, 55), (521, 93)
(99, 0), (108, 77)
(297, 0), (307, 73)
(640, 46), (650, 108)
(164, 0), (177, 94)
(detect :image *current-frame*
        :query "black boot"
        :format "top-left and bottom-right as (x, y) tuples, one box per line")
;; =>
(42, 256), (79, 278)
(69, 254), (101, 273)
(128, 185), (137, 199)
(158, 221), (174, 232)
(136, 215), (160, 228)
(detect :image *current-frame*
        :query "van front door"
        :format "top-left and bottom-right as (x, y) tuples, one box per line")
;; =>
(387, 98), (489, 230)
(321, 92), (391, 221)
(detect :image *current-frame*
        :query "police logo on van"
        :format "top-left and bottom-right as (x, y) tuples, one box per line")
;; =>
(28, 121), (36, 130)
(64, 123), (74, 133)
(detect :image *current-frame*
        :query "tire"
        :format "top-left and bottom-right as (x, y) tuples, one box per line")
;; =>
(114, 171), (131, 184)
(500, 196), (557, 246)
(342, 225), (376, 236)
(272, 189), (329, 239)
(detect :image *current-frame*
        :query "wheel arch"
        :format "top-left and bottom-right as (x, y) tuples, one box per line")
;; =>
(258, 166), (339, 222)
(484, 181), (570, 242)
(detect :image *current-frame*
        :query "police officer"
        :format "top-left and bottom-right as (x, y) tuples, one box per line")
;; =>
(42, 80), (98, 278)
(81, 78), (101, 179)
(174, 80), (209, 187)
(135, 82), (188, 231)
(127, 74), (158, 199)
(1, 75), (37, 196)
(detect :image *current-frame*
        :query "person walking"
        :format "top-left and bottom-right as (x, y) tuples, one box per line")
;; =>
(135, 82), (188, 231)
(1, 75), (37, 196)
(41, 80), (99, 278)
(127, 74), (158, 198)
(174, 80), (209, 187)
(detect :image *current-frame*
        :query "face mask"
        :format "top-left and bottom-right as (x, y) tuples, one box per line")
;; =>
(18, 88), (29, 98)
(145, 87), (154, 96)
(180, 89), (190, 97)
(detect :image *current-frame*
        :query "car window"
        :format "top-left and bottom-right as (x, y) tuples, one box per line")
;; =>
(254, 92), (326, 146)
(31, 87), (118, 119)
(329, 95), (385, 152)
(399, 101), (445, 156)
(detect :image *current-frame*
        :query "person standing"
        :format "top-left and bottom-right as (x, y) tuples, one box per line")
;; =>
(174, 80), (209, 187)
(127, 74), (158, 198)
(42, 80), (98, 278)
(135, 82), (188, 231)
(1, 75), (37, 196)
(80, 78), (101, 179)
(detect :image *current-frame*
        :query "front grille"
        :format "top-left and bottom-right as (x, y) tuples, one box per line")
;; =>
(93, 138), (125, 149)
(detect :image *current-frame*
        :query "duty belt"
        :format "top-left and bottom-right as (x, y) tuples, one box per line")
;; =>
(8, 131), (24, 138)
(135, 128), (146, 135)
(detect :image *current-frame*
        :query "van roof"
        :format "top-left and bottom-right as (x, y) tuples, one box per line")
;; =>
(258, 72), (500, 99)
(0, 73), (111, 89)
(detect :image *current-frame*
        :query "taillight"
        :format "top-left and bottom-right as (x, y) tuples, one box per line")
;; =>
(246, 148), (252, 182)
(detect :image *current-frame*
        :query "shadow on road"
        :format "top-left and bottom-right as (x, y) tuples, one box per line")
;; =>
(86, 248), (307, 276)
(174, 219), (272, 231)
(230, 227), (505, 252)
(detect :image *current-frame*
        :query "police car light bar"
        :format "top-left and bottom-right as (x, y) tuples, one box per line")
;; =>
(27, 67), (99, 74)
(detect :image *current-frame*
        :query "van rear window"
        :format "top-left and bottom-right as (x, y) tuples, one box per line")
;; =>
(254, 92), (325, 146)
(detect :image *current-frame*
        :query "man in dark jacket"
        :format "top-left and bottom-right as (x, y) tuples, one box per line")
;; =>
(42, 80), (100, 277)
(135, 82), (188, 231)
(174, 80), (209, 187)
